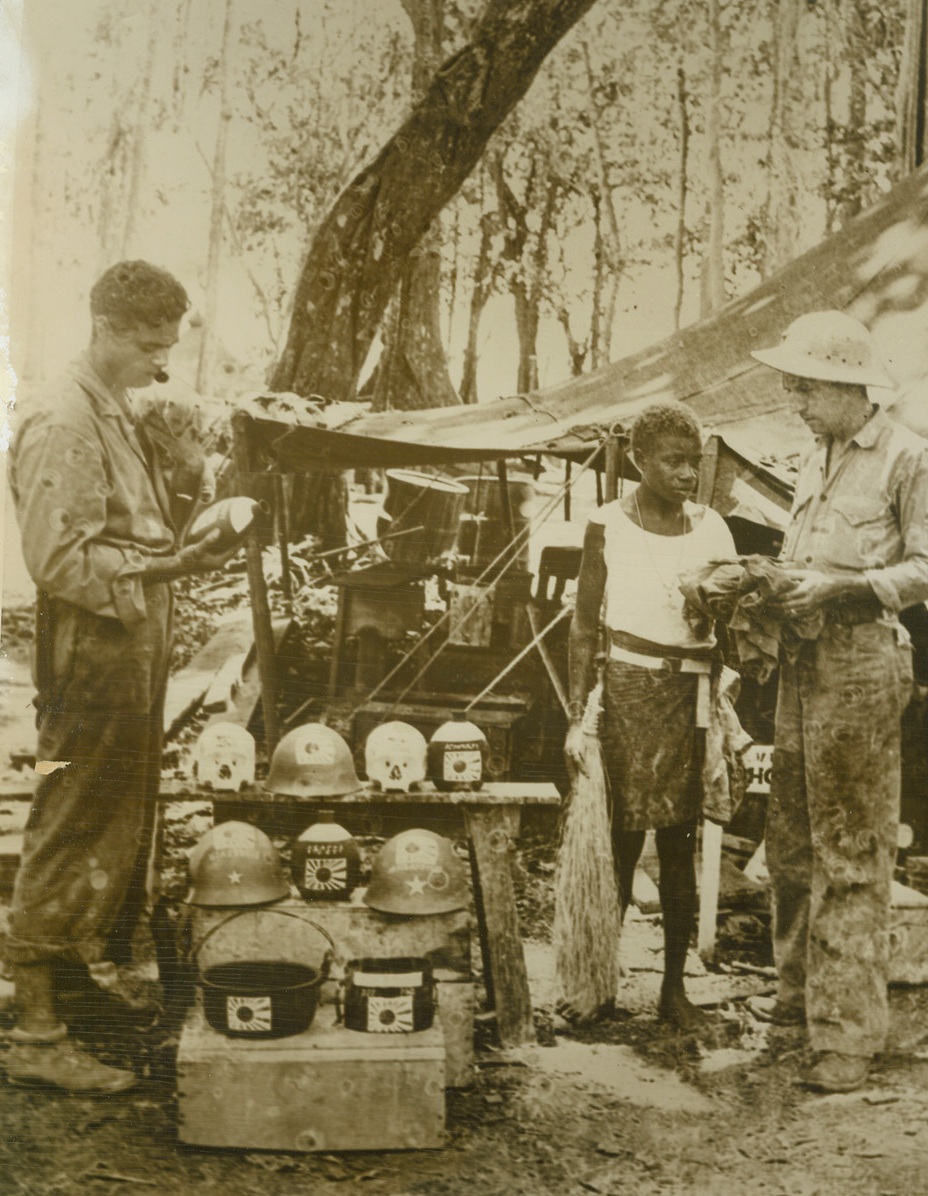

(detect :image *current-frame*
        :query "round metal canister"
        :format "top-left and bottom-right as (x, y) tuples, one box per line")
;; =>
(343, 956), (436, 1033)
(377, 470), (469, 565)
(291, 812), (361, 901)
(427, 712), (488, 792)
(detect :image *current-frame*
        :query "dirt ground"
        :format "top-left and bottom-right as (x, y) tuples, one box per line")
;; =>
(4, 594), (928, 1196)
(4, 937), (928, 1196)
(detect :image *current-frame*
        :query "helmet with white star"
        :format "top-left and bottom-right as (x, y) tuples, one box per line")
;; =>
(186, 820), (291, 907)
(363, 828), (469, 916)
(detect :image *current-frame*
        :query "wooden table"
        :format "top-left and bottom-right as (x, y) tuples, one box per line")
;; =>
(0, 775), (560, 1048)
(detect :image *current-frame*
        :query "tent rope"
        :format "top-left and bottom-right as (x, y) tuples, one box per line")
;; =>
(350, 441), (602, 721)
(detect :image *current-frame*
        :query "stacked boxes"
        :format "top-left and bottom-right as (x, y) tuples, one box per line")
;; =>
(176, 898), (474, 1152)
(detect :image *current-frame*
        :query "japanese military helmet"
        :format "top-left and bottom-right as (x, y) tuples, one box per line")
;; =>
(364, 828), (469, 916)
(186, 820), (291, 907)
(364, 721), (428, 793)
(193, 722), (256, 791)
(750, 310), (894, 389)
(265, 723), (361, 798)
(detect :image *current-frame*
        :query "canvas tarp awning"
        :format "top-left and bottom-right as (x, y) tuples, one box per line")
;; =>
(240, 162), (928, 497)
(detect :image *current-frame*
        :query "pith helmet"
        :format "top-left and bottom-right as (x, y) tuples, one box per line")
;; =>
(751, 310), (894, 389)
(266, 723), (361, 798)
(186, 820), (290, 907)
(193, 721), (256, 791)
(364, 721), (428, 793)
(364, 828), (468, 916)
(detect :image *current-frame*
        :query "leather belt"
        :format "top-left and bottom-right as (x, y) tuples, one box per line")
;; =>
(823, 599), (884, 626)
(608, 631), (715, 727)
(609, 643), (712, 675)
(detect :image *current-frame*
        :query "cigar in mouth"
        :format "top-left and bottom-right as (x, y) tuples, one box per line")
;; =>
(154, 370), (169, 383)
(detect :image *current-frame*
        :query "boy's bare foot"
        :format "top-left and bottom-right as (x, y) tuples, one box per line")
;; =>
(658, 988), (711, 1032)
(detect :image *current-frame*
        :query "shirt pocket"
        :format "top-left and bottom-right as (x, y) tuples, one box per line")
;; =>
(829, 496), (889, 567)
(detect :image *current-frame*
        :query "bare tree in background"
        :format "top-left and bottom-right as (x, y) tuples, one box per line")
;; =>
(269, 0), (599, 401)
(764, 0), (801, 274)
(699, 0), (726, 314)
(197, 0), (238, 395)
(372, 0), (460, 412)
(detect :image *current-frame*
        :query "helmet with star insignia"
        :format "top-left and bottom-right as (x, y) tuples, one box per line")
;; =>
(363, 828), (468, 916)
(186, 820), (290, 907)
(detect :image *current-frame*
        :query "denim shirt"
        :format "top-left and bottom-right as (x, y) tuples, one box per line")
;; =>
(9, 354), (177, 627)
(782, 408), (928, 613)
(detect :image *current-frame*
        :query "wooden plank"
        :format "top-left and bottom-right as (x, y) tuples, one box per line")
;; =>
(436, 979), (475, 1089)
(163, 610), (254, 737)
(197, 780), (561, 807)
(202, 650), (248, 714)
(464, 804), (535, 1048)
(232, 410), (281, 756)
(224, 618), (298, 732)
(0, 776), (562, 806)
(189, 900), (471, 975)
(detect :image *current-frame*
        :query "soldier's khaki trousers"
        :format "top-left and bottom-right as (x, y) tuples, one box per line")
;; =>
(767, 620), (913, 1056)
(5, 585), (172, 967)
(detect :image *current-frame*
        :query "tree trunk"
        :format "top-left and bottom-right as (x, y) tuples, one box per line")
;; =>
(673, 63), (689, 329)
(371, 240), (461, 410)
(196, 0), (237, 396)
(121, 0), (160, 257)
(699, 0), (726, 315)
(10, 29), (48, 384)
(555, 300), (589, 376)
(270, 0), (598, 400)
(459, 200), (499, 404)
(373, 0), (460, 412)
(492, 153), (544, 395)
(896, 0), (928, 174)
(763, 0), (801, 273)
(590, 192), (621, 369)
(96, 117), (132, 275)
(836, 0), (868, 225)
(580, 39), (621, 365)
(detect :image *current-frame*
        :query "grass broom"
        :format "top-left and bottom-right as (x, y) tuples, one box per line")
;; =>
(553, 681), (622, 1020)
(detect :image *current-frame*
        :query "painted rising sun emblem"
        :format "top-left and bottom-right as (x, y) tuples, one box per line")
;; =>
(303, 856), (348, 890)
(226, 994), (273, 1032)
(367, 994), (414, 1033)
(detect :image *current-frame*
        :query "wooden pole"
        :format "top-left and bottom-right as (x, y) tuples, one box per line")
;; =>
(698, 819), (723, 961)
(465, 804), (535, 1046)
(231, 411), (280, 755)
(495, 458), (516, 543)
(604, 435), (620, 502)
(274, 473), (294, 611)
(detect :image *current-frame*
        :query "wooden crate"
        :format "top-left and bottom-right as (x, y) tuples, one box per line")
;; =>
(177, 1003), (445, 1153)
(436, 977), (475, 1089)
(189, 898), (471, 974)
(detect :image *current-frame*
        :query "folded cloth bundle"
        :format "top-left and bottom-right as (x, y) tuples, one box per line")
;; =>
(680, 555), (825, 684)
